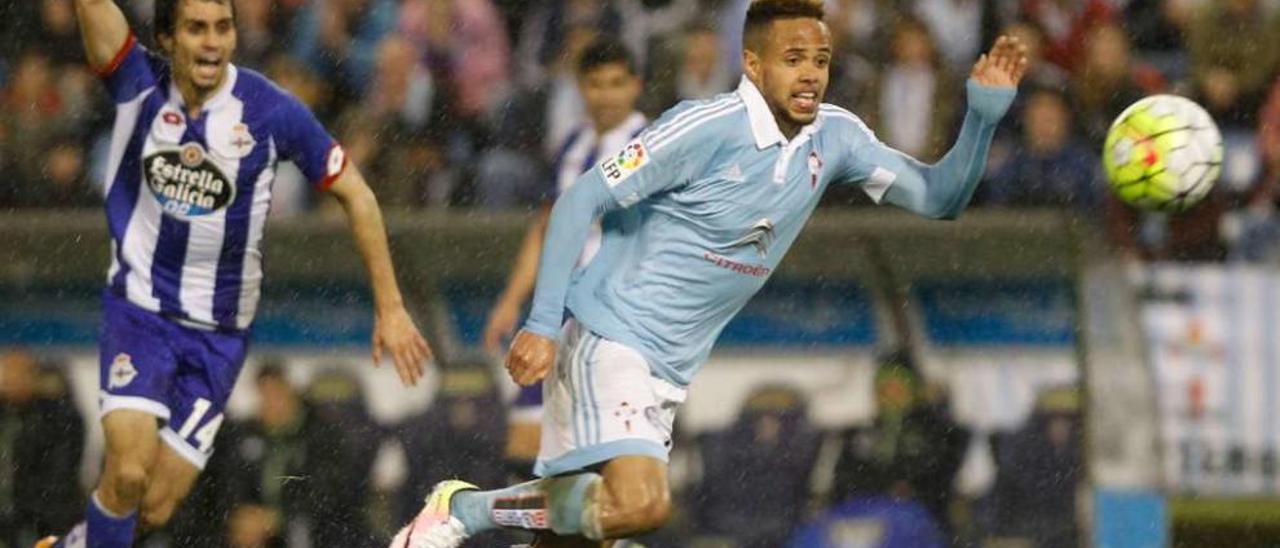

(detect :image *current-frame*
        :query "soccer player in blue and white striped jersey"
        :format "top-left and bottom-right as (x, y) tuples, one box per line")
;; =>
(40, 1), (432, 547)
(395, 1), (1028, 547)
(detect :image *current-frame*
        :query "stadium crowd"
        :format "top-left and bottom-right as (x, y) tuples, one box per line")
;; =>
(1, 0), (1280, 260)
(0, 348), (1082, 548)
(0, 0), (1273, 546)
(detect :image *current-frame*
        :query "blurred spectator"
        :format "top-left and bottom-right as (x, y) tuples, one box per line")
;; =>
(854, 17), (960, 162)
(675, 23), (733, 102)
(217, 363), (381, 547)
(983, 88), (1103, 210)
(692, 385), (822, 548)
(233, 0), (282, 69)
(515, 0), (648, 90)
(1070, 23), (1152, 145)
(1123, 0), (1194, 81)
(644, 22), (733, 116)
(0, 48), (91, 208)
(31, 0), (86, 67)
(290, 0), (397, 102)
(988, 386), (1083, 548)
(1018, 0), (1116, 73)
(397, 365), (508, 547)
(1188, 0), (1280, 128)
(0, 350), (84, 547)
(831, 350), (969, 533)
(399, 0), (511, 121)
(1223, 79), (1280, 262)
(914, 0), (999, 76)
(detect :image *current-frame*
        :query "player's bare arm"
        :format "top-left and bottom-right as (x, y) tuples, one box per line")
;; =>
(327, 165), (432, 387)
(483, 207), (551, 353)
(506, 329), (557, 386)
(75, 0), (132, 71)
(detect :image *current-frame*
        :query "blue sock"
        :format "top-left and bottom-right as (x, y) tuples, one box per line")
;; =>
(450, 473), (601, 538)
(82, 492), (137, 548)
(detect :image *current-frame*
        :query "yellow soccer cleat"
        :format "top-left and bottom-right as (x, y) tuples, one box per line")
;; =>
(390, 480), (479, 548)
(33, 537), (58, 548)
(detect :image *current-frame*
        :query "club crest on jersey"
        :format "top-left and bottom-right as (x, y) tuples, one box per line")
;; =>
(729, 218), (776, 258)
(599, 138), (649, 187)
(108, 353), (138, 389)
(145, 144), (235, 218)
(808, 151), (823, 188)
(229, 123), (256, 155)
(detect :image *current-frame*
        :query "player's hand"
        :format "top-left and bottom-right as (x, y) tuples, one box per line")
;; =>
(482, 299), (522, 355)
(505, 330), (557, 386)
(971, 35), (1028, 89)
(372, 307), (432, 387)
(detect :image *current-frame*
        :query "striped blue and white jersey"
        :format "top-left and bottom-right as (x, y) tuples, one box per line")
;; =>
(549, 111), (647, 267)
(98, 35), (346, 331)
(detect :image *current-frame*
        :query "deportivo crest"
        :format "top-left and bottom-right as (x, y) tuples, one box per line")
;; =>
(599, 138), (649, 187)
(108, 353), (138, 389)
(729, 218), (776, 258)
(229, 123), (256, 155)
(144, 143), (235, 218)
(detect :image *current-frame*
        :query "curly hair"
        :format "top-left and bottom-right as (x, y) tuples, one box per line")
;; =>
(743, 0), (826, 53)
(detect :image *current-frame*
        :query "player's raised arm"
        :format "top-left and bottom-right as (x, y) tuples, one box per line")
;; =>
(327, 165), (433, 387)
(860, 36), (1028, 220)
(75, 0), (132, 72)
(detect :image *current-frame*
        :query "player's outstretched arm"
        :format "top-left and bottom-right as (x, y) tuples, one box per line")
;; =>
(506, 172), (617, 386)
(483, 208), (551, 354)
(327, 166), (433, 387)
(878, 36), (1028, 220)
(75, 0), (132, 72)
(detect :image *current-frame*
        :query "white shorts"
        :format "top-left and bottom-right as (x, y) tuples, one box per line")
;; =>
(534, 320), (686, 477)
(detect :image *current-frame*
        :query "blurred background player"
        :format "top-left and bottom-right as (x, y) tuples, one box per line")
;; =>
(392, 0), (1027, 547)
(42, 0), (433, 546)
(480, 38), (647, 481)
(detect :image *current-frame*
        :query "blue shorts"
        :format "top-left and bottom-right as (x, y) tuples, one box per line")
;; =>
(98, 291), (248, 469)
(509, 381), (545, 424)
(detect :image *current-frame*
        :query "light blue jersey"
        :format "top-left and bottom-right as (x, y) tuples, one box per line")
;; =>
(526, 76), (1014, 387)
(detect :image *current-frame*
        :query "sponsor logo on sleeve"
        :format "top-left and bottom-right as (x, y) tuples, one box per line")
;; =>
(326, 145), (346, 178)
(599, 138), (649, 187)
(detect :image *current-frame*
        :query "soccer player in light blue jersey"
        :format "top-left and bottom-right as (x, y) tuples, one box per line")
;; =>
(41, 1), (432, 547)
(393, 0), (1028, 546)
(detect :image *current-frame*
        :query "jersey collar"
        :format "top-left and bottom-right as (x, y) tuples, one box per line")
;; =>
(738, 76), (823, 149)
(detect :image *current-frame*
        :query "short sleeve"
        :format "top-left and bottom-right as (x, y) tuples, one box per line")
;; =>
(595, 103), (720, 208)
(271, 93), (346, 191)
(98, 33), (162, 103)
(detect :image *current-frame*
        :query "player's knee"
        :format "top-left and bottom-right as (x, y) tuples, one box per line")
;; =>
(108, 462), (150, 502)
(615, 490), (672, 535)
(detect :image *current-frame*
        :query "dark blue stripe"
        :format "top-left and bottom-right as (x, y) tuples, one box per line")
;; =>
(108, 89), (168, 295)
(211, 122), (269, 328)
(150, 215), (190, 314)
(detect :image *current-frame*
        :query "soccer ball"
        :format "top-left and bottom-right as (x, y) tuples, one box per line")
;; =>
(1102, 95), (1223, 212)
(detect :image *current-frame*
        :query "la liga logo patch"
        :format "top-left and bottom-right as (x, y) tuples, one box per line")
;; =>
(599, 138), (650, 187)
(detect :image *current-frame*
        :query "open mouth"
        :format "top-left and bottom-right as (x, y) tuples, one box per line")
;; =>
(194, 56), (222, 80)
(791, 91), (817, 112)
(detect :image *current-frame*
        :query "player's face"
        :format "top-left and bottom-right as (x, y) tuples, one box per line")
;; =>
(164, 0), (237, 96)
(579, 63), (642, 133)
(745, 18), (832, 135)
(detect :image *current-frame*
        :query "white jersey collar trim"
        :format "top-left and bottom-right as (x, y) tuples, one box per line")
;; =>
(738, 76), (822, 149)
